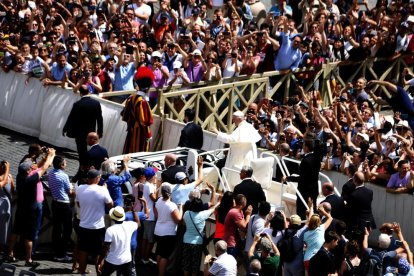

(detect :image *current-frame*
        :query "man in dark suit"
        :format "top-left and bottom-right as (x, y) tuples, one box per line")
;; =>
(233, 166), (266, 214)
(63, 85), (103, 169)
(321, 182), (345, 221)
(341, 164), (357, 204)
(346, 171), (376, 231)
(283, 136), (322, 220)
(161, 153), (186, 184)
(86, 132), (108, 170)
(178, 108), (203, 150)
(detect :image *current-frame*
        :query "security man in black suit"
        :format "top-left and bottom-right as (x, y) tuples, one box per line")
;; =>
(63, 85), (103, 170)
(233, 166), (266, 214)
(178, 108), (204, 150)
(321, 182), (346, 221)
(86, 132), (108, 170)
(283, 134), (322, 220)
(161, 153), (186, 184)
(346, 171), (376, 231)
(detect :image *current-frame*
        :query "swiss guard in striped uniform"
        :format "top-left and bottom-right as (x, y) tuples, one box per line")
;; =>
(121, 67), (154, 153)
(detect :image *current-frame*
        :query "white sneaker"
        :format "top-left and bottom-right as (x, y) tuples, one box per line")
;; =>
(141, 259), (149, 265)
(148, 258), (157, 265)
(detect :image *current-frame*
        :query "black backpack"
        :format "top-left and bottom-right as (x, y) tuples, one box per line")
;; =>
(359, 250), (385, 276)
(277, 229), (297, 263)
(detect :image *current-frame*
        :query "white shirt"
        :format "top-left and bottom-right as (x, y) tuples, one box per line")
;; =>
(209, 252), (237, 276)
(128, 3), (151, 24)
(154, 199), (178, 236)
(105, 221), (138, 265)
(143, 181), (156, 221)
(217, 120), (261, 144)
(222, 58), (243, 78)
(76, 184), (112, 229)
(245, 215), (266, 252)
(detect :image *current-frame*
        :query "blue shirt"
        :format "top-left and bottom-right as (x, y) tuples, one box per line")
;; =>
(304, 225), (325, 261)
(48, 168), (71, 202)
(171, 182), (196, 205)
(183, 209), (214, 244)
(51, 62), (73, 81)
(102, 171), (132, 207)
(124, 211), (146, 250)
(114, 62), (136, 91)
(274, 33), (302, 71)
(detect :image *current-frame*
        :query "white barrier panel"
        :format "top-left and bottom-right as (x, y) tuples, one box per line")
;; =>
(0, 70), (165, 156)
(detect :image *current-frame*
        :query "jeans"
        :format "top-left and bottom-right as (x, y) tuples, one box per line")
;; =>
(51, 201), (73, 257)
(32, 202), (43, 254)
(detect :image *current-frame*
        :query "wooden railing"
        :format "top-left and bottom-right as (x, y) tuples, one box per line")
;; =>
(99, 55), (412, 142)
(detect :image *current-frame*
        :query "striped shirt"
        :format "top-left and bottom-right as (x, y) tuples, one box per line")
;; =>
(48, 168), (71, 202)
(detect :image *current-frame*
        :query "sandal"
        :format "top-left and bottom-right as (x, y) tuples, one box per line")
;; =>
(25, 260), (40, 268)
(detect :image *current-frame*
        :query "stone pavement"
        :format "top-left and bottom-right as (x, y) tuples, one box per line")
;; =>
(0, 126), (157, 275)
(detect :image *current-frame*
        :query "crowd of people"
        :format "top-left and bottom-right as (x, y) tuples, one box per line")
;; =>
(0, 0), (413, 104)
(2, 0), (414, 274)
(1, 137), (414, 276)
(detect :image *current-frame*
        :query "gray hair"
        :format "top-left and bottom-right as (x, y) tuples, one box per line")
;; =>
(241, 166), (253, 177)
(215, 240), (227, 254)
(101, 160), (116, 175)
(249, 259), (261, 273)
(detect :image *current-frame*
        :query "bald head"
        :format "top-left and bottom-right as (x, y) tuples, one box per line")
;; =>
(322, 182), (334, 196)
(353, 172), (365, 186)
(87, 132), (99, 146)
(164, 153), (177, 168)
(279, 143), (290, 156)
(319, 202), (331, 214)
(215, 240), (227, 255)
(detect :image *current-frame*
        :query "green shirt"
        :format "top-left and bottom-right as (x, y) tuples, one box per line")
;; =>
(251, 254), (280, 276)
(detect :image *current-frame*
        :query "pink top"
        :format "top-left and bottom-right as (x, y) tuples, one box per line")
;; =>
(29, 168), (44, 203)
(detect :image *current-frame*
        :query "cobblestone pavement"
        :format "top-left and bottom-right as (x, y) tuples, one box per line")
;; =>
(0, 127), (157, 275)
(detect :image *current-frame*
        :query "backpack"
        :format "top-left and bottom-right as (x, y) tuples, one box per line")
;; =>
(276, 229), (297, 263)
(359, 250), (385, 276)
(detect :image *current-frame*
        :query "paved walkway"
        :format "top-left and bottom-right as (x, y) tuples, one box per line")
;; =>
(0, 127), (157, 275)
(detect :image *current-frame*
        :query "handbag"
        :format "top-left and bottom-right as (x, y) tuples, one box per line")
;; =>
(189, 212), (209, 247)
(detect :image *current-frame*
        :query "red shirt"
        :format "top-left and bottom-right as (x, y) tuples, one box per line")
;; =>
(223, 208), (244, 248)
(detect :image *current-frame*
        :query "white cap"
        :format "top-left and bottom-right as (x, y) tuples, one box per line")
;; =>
(233, 111), (244, 118)
(356, 132), (369, 142)
(173, 61), (182, 69)
(152, 51), (162, 58)
(407, 15), (414, 23)
(192, 49), (202, 56)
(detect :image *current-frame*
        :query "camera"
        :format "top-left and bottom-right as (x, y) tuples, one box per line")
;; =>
(231, 53), (237, 58)
(41, 147), (49, 153)
(83, 70), (91, 79)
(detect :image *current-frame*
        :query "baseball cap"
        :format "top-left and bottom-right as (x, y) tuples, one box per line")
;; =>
(144, 167), (156, 178)
(152, 51), (162, 58)
(161, 184), (172, 194)
(175, 172), (187, 181)
(260, 237), (272, 252)
(192, 49), (202, 56)
(173, 61), (182, 69)
(356, 132), (369, 142)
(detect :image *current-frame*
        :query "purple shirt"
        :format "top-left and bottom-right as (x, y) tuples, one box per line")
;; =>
(185, 61), (204, 82)
(387, 171), (410, 189)
(150, 65), (168, 89)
